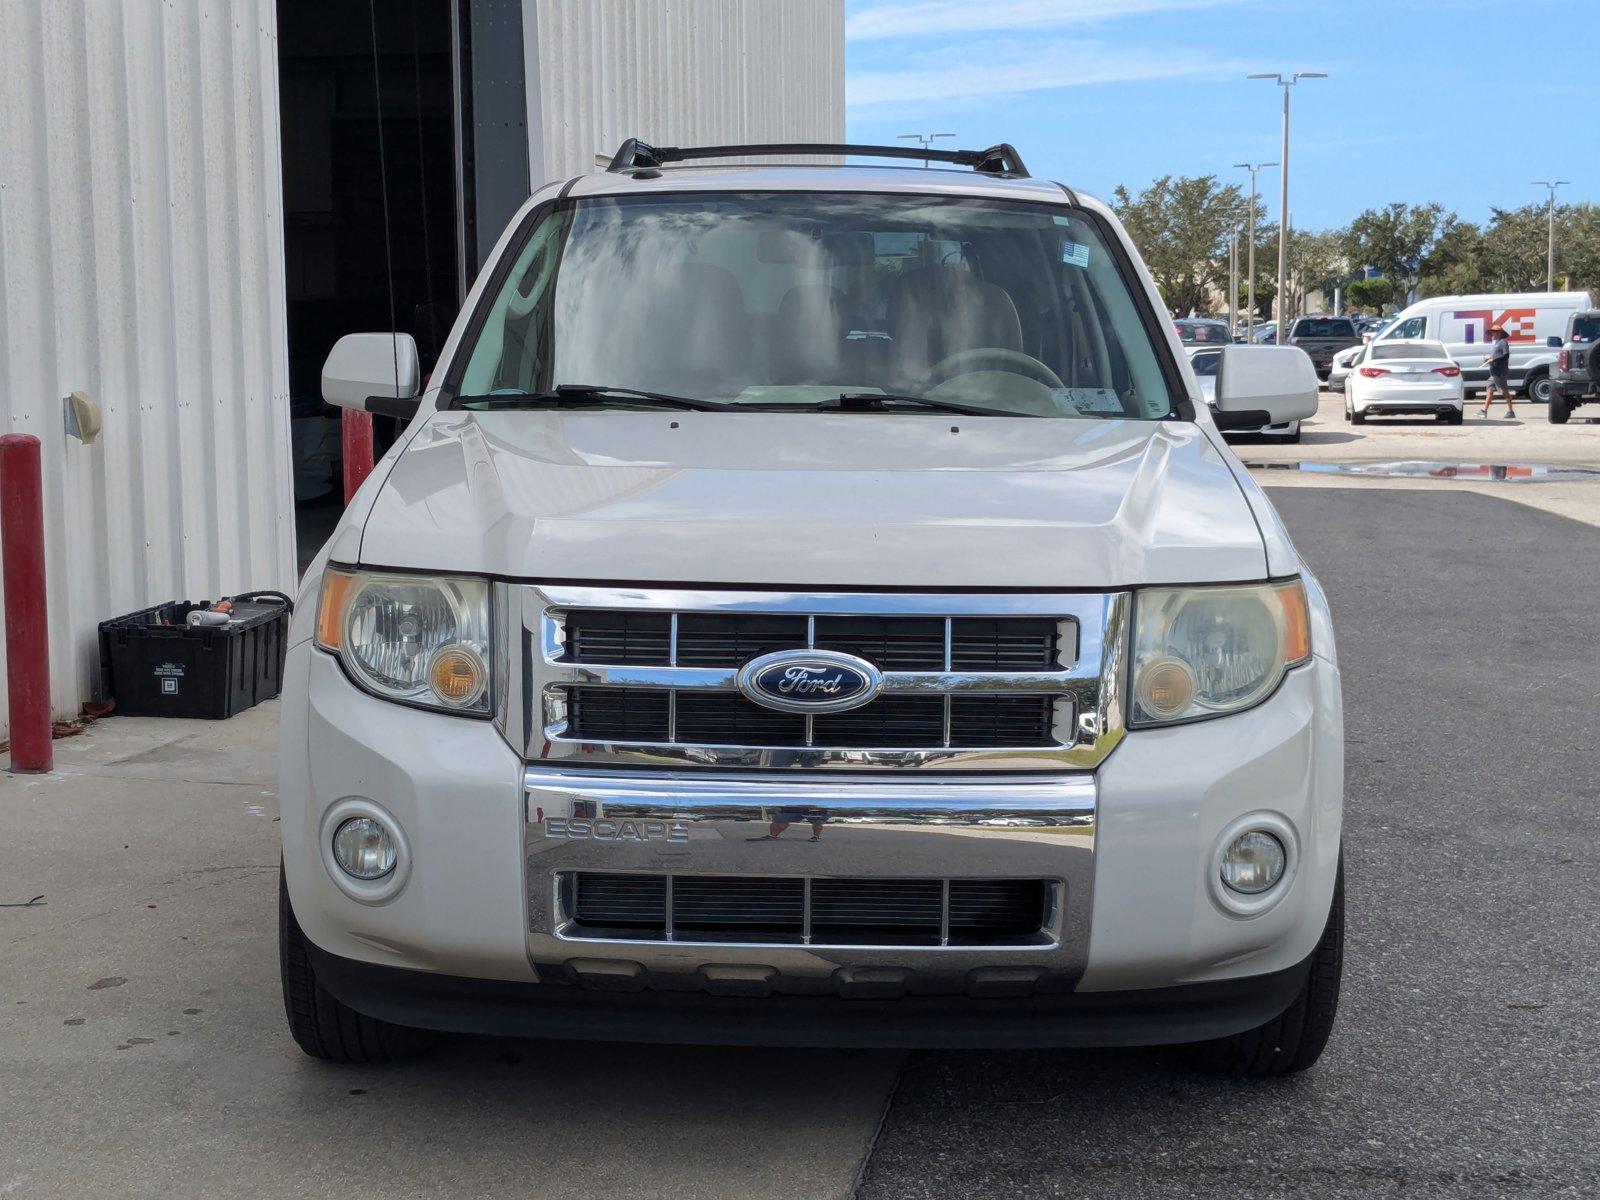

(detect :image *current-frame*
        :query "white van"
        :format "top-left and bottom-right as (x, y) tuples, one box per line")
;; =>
(1375, 292), (1596, 402)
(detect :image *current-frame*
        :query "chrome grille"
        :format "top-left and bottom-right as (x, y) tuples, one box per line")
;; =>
(565, 688), (1057, 748)
(559, 612), (1060, 671)
(518, 587), (1129, 771)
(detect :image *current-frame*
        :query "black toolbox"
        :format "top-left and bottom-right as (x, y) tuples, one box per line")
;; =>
(98, 592), (294, 719)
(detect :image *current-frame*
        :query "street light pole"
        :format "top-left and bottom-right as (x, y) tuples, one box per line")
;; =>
(1234, 161), (1277, 342)
(1249, 72), (1326, 344)
(1532, 180), (1570, 290)
(1228, 231), (1239, 335)
(898, 132), (955, 167)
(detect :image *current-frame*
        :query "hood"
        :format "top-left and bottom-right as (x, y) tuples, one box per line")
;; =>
(355, 411), (1269, 588)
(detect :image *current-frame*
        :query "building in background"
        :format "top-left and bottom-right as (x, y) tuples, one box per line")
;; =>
(0, 0), (844, 736)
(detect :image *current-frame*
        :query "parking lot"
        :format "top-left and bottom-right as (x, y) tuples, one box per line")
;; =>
(4, 406), (1598, 1199)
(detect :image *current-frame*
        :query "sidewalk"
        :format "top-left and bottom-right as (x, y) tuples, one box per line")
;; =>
(1, 706), (896, 1200)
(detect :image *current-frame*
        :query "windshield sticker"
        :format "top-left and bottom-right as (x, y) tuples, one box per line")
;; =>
(1061, 241), (1092, 269)
(1053, 388), (1122, 414)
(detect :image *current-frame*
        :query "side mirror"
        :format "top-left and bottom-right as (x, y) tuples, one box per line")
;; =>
(1547, 335), (1563, 349)
(322, 333), (421, 418)
(1211, 345), (1319, 429)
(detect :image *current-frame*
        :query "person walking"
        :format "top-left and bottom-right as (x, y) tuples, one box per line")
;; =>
(1479, 324), (1515, 418)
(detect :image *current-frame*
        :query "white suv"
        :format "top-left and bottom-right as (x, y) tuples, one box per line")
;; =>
(281, 141), (1340, 1076)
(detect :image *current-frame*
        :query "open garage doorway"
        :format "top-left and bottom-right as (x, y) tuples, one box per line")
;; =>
(277, 0), (460, 567)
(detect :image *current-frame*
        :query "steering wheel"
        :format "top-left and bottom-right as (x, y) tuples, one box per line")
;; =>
(926, 347), (1066, 391)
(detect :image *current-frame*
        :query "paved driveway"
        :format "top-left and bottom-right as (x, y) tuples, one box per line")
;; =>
(858, 487), (1600, 1199)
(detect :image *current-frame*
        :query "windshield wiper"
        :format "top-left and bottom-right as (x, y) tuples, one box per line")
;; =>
(456, 384), (735, 412)
(818, 392), (1045, 418)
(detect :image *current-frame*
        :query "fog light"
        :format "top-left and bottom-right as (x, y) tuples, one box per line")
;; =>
(332, 816), (397, 880)
(1220, 830), (1286, 894)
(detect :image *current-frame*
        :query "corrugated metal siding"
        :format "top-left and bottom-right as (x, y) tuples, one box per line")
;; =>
(531, 0), (845, 184)
(0, 0), (294, 734)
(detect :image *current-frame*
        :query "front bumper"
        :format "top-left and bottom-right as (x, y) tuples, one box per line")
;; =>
(305, 939), (1315, 1048)
(280, 641), (1343, 1037)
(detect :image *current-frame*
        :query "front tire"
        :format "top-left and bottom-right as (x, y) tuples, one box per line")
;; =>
(1186, 856), (1344, 1078)
(280, 866), (437, 1063)
(1527, 371), (1553, 404)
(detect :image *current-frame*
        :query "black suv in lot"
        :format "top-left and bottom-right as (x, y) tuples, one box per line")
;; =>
(1548, 311), (1600, 424)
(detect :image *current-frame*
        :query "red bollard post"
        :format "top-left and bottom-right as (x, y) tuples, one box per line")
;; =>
(1, 434), (52, 773)
(341, 408), (375, 504)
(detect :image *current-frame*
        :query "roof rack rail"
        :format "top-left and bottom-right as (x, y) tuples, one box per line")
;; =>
(606, 139), (1030, 178)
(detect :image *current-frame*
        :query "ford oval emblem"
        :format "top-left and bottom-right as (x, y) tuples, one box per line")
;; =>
(736, 649), (883, 714)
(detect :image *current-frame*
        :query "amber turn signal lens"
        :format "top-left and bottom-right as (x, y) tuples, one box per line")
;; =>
(428, 645), (487, 707)
(1135, 657), (1196, 720)
(1275, 579), (1312, 665)
(315, 569), (357, 651)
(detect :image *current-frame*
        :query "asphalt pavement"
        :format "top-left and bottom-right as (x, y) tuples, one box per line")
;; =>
(856, 486), (1600, 1199)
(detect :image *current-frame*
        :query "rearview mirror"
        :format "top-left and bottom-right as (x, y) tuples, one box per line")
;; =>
(322, 333), (421, 418)
(1211, 345), (1319, 428)
(1547, 335), (1563, 349)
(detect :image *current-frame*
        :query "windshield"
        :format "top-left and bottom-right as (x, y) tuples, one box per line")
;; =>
(1176, 321), (1229, 345)
(451, 193), (1176, 419)
(1292, 317), (1355, 338)
(1371, 342), (1449, 361)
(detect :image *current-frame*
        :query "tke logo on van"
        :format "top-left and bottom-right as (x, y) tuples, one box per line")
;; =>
(544, 817), (688, 843)
(736, 649), (883, 714)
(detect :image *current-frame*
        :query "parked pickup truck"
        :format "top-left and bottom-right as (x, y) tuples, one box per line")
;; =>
(1547, 310), (1600, 424)
(281, 140), (1340, 1078)
(1286, 316), (1362, 379)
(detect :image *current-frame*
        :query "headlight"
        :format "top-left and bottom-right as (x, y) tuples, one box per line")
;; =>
(315, 568), (492, 714)
(1131, 579), (1310, 726)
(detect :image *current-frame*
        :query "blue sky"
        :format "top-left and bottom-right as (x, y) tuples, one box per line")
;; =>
(845, 0), (1587, 231)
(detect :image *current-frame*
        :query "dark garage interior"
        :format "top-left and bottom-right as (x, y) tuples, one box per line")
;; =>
(276, 0), (460, 555)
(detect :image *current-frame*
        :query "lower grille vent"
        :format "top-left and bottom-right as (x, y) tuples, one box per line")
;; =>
(565, 873), (1053, 946)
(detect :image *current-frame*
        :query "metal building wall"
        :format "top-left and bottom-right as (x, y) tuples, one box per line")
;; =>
(527, 0), (845, 186)
(0, 0), (295, 734)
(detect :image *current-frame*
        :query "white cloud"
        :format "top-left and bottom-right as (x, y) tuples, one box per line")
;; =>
(847, 0), (1238, 41)
(848, 42), (1254, 107)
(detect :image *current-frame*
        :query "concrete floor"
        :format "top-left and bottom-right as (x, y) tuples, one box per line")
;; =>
(0, 711), (899, 1199)
(5, 411), (1599, 1198)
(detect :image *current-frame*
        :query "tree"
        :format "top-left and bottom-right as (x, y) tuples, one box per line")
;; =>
(1346, 277), (1396, 312)
(1479, 204), (1549, 291)
(1287, 229), (1346, 317)
(1561, 203), (1600, 294)
(1418, 219), (1484, 297)
(1232, 221), (1280, 319)
(1112, 175), (1252, 316)
(1343, 203), (1447, 296)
